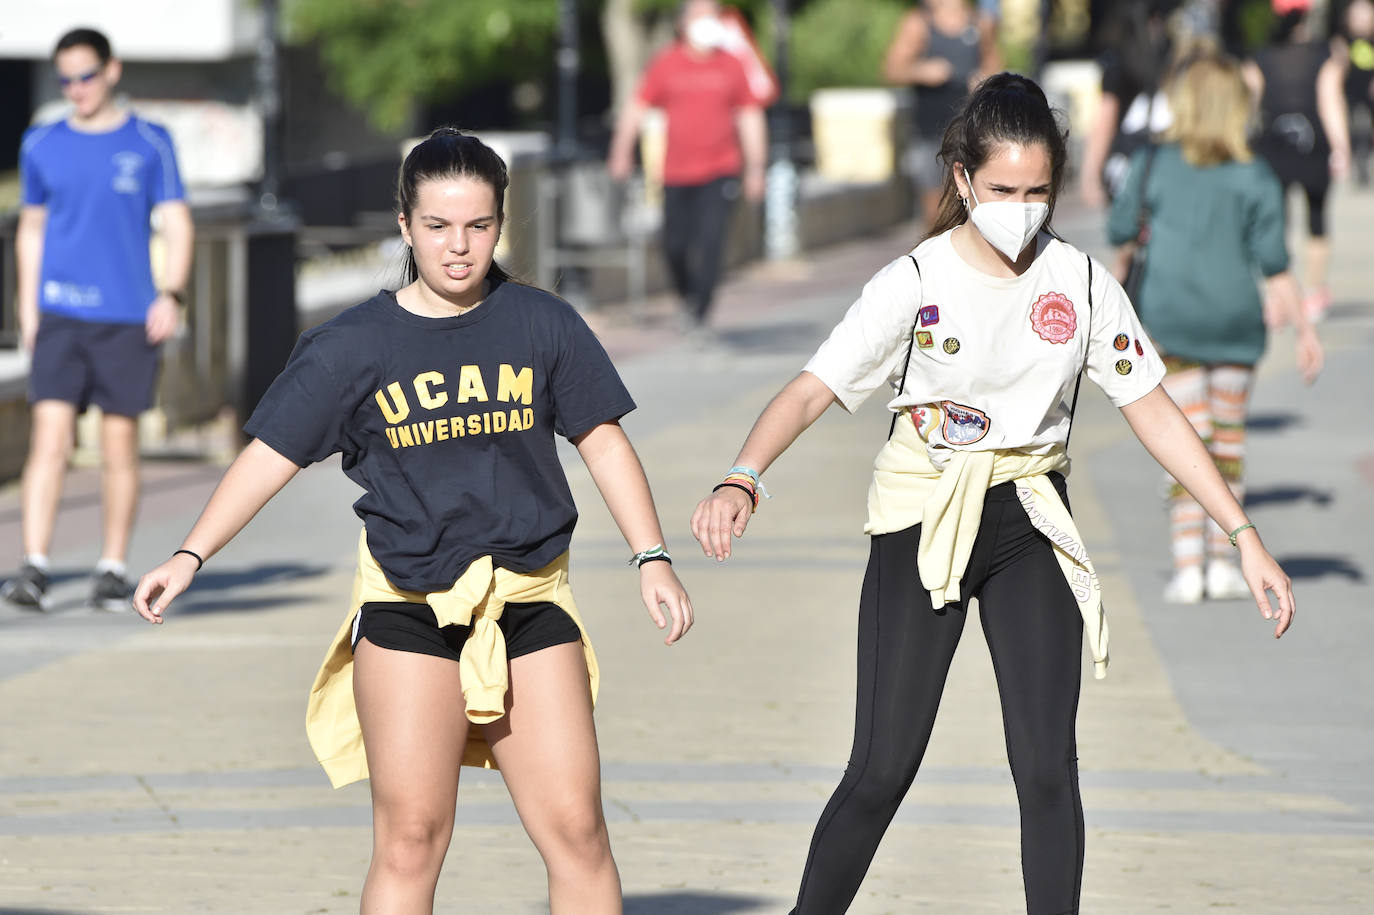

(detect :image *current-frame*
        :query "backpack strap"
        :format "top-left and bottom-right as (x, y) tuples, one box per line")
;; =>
(888, 255), (923, 438)
(1064, 255), (1093, 453)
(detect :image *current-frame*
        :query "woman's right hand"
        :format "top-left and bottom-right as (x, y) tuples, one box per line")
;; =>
(132, 552), (200, 624)
(690, 487), (754, 562)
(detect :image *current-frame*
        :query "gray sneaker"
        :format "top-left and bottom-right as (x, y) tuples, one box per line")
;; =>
(90, 569), (134, 612)
(1, 563), (51, 611)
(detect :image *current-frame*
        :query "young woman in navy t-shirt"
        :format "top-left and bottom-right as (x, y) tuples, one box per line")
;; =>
(133, 128), (693, 911)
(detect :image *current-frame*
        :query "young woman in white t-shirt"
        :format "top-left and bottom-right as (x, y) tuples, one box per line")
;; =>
(691, 73), (1297, 915)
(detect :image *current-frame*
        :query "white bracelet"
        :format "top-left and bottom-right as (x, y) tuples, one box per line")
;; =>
(726, 465), (771, 499)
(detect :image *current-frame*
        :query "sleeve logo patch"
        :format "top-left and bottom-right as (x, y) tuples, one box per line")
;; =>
(919, 305), (940, 326)
(943, 337), (961, 354)
(1115, 359), (1133, 375)
(941, 401), (990, 445)
(1113, 333), (1129, 351)
(1030, 291), (1077, 344)
(915, 330), (935, 348)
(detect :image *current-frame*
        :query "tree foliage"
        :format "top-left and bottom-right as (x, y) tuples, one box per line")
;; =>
(287, 0), (563, 131)
(783, 0), (908, 102)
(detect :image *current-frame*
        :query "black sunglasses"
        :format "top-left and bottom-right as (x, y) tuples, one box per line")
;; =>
(57, 68), (102, 88)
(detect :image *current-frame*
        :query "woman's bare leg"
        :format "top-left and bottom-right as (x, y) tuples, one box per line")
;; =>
(354, 639), (469, 915)
(486, 642), (621, 915)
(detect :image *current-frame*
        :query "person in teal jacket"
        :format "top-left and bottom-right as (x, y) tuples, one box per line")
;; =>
(1109, 50), (1323, 604)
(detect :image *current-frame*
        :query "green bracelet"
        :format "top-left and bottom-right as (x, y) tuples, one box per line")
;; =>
(1227, 522), (1256, 547)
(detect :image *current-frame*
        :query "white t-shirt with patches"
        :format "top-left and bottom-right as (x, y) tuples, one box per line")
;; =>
(804, 229), (1164, 462)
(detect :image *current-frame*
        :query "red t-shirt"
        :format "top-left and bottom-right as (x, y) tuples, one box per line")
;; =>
(637, 43), (757, 186)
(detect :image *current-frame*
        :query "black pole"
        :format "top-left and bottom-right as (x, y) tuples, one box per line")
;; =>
(765, 0), (799, 260)
(556, 0), (580, 164)
(255, 0), (284, 214)
(772, 0), (790, 122)
(1033, 0), (1052, 79)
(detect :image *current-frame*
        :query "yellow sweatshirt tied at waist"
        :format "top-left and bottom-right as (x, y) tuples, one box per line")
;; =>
(306, 530), (599, 788)
(867, 409), (1109, 679)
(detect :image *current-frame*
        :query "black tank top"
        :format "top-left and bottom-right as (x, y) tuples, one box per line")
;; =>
(913, 16), (982, 139)
(1254, 41), (1331, 154)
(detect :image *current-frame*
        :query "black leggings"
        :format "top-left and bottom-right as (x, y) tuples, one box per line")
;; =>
(662, 176), (736, 323)
(792, 478), (1085, 915)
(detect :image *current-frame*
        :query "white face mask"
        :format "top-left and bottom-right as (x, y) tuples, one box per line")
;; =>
(964, 168), (1049, 260)
(685, 15), (727, 50)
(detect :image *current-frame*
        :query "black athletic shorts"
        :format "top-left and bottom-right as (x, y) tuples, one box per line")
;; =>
(29, 313), (160, 417)
(351, 600), (581, 663)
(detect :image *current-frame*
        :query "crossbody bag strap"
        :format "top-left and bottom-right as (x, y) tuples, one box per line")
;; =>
(1064, 254), (1093, 453)
(888, 255), (923, 439)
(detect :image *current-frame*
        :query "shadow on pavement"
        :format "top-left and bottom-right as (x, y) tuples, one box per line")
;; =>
(1246, 412), (1301, 433)
(718, 319), (825, 354)
(625, 892), (774, 914)
(1277, 554), (1365, 582)
(169, 563), (333, 616)
(1244, 485), (1333, 509)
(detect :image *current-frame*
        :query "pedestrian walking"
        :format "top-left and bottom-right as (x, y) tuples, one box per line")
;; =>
(1078, 0), (1177, 209)
(133, 128), (693, 913)
(1109, 51), (1323, 604)
(691, 73), (1297, 915)
(1336, 0), (1374, 184)
(1244, 0), (1352, 321)
(884, 0), (1001, 224)
(607, 0), (768, 336)
(2, 27), (193, 612)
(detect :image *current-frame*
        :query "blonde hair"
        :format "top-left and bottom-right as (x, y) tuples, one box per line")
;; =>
(1163, 53), (1253, 167)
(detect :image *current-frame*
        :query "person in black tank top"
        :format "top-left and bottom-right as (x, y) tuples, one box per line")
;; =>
(884, 0), (1001, 224)
(1243, 4), (1352, 322)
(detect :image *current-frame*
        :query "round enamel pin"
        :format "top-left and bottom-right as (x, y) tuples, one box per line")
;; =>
(1113, 333), (1129, 351)
(943, 337), (961, 355)
(1115, 359), (1133, 375)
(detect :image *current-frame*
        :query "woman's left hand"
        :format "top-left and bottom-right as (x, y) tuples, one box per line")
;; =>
(1238, 536), (1295, 638)
(1295, 326), (1324, 385)
(639, 561), (694, 646)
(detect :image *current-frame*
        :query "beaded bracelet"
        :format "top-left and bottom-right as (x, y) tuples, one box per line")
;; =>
(1227, 522), (1256, 547)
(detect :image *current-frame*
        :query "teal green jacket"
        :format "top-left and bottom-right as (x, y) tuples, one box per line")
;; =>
(1107, 143), (1289, 366)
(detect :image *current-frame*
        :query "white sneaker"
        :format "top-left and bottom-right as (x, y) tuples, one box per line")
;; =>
(1164, 566), (1204, 604)
(1205, 560), (1251, 601)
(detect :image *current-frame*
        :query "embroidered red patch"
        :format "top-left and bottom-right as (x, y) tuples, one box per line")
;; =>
(1029, 292), (1077, 344)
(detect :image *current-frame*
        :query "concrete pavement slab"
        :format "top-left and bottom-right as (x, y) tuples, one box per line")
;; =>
(2, 187), (1371, 912)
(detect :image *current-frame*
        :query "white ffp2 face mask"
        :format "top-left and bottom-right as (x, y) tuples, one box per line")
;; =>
(964, 168), (1049, 260)
(686, 16), (727, 50)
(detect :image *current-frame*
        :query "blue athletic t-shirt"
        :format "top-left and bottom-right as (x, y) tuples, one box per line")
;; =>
(244, 280), (637, 592)
(19, 116), (185, 325)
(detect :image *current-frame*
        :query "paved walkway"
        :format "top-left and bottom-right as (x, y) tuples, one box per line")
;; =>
(1, 184), (1371, 914)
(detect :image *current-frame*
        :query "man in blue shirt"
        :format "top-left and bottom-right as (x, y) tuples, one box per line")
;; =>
(2, 27), (194, 611)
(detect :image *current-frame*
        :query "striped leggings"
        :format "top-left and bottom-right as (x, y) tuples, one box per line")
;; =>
(1160, 357), (1254, 567)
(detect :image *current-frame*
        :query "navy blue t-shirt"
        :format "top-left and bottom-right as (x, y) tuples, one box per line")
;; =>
(244, 279), (636, 591)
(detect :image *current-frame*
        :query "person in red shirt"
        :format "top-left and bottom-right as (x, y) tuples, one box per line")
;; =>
(608, 0), (767, 335)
